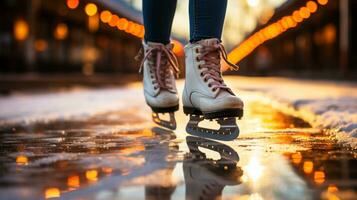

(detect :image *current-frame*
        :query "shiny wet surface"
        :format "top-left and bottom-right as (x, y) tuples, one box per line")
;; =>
(0, 92), (356, 200)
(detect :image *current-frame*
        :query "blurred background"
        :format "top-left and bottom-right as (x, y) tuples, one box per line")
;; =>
(0, 0), (356, 79)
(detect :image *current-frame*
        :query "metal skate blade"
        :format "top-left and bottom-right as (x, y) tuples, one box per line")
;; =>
(186, 115), (239, 141)
(186, 136), (239, 162)
(152, 112), (177, 130)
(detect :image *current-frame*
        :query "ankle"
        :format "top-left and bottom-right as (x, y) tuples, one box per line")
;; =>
(189, 37), (221, 44)
(145, 39), (171, 46)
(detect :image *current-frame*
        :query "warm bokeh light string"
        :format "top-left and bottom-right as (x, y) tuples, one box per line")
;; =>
(226, 0), (328, 71)
(65, 0), (184, 56)
(66, 0), (144, 38)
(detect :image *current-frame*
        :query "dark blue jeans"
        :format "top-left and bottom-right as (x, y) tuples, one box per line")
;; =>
(143, 0), (227, 44)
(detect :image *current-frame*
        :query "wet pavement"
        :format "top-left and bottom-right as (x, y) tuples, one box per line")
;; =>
(0, 88), (356, 200)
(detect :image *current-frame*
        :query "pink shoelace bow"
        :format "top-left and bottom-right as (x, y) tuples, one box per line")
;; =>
(138, 44), (180, 91)
(197, 42), (239, 93)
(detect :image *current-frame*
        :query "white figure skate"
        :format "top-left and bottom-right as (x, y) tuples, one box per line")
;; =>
(139, 42), (180, 130)
(183, 38), (243, 140)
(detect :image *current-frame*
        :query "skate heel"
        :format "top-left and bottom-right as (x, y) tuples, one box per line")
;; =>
(203, 109), (244, 120)
(183, 106), (203, 115)
(151, 105), (179, 113)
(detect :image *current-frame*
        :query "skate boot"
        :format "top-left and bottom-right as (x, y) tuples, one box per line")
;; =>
(183, 38), (243, 140)
(139, 41), (180, 130)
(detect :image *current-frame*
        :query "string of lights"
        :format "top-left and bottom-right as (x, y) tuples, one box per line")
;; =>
(67, 0), (185, 56)
(66, 0), (145, 38)
(226, 0), (329, 70)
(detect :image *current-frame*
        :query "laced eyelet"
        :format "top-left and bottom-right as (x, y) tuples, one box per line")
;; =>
(208, 83), (212, 87)
(196, 57), (200, 62)
(198, 65), (201, 69)
(212, 88), (217, 92)
(200, 72), (204, 77)
(195, 49), (199, 53)
(204, 78), (207, 82)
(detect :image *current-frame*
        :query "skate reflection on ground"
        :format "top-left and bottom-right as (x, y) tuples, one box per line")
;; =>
(0, 94), (356, 199)
(183, 136), (242, 200)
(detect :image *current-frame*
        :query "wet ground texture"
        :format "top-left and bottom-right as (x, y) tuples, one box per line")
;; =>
(0, 91), (356, 200)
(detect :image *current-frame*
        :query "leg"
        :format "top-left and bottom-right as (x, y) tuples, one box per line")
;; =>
(143, 0), (177, 44)
(189, 0), (228, 42)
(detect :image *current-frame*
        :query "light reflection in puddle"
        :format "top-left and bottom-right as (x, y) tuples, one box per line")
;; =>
(244, 155), (264, 183)
(0, 92), (356, 200)
(303, 160), (314, 174)
(16, 155), (28, 166)
(86, 169), (98, 182)
(44, 187), (60, 199)
(67, 175), (80, 189)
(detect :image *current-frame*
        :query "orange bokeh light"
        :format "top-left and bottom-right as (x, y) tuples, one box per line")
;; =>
(54, 23), (68, 40)
(307, 1), (318, 13)
(67, 0), (79, 9)
(100, 10), (112, 23)
(292, 11), (303, 23)
(129, 23), (138, 34)
(137, 26), (145, 38)
(14, 19), (29, 41)
(286, 16), (297, 28)
(299, 7), (311, 19)
(172, 39), (184, 56)
(117, 18), (129, 30)
(317, 0), (328, 6)
(35, 39), (48, 52)
(125, 21), (135, 33)
(132, 24), (144, 37)
(108, 15), (119, 27)
(85, 3), (97, 17)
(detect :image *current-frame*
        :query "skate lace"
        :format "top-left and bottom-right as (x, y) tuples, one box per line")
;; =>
(138, 44), (180, 91)
(196, 43), (239, 93)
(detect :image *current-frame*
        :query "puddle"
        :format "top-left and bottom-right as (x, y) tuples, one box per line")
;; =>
(0, 93), (356, 200)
